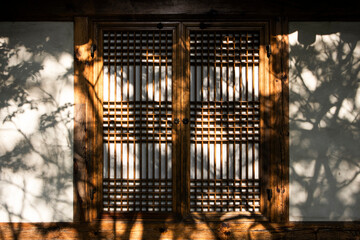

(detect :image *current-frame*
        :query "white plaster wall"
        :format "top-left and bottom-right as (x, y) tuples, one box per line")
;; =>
(289, 22), (360, 221)
(0, 22), (74, 222)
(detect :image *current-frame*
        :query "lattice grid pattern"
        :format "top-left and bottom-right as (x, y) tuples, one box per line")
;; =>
(102, 30), (173, 213)
(189, 31), (261, 212)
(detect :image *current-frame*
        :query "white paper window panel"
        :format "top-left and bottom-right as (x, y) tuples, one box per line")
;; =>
(103, 143), (172, 180)
(190, 143), (259, 180)
(190, 66), (258, 102)
(103, 65), (172, 102)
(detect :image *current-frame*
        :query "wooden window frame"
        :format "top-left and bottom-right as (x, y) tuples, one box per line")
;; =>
(181, 22), (269, 221)
(94, 21), (179, 220)
(74, 17), (289, 223)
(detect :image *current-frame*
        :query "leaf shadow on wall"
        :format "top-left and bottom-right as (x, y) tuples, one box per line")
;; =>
(289, 23), (360, 221)
(0, 23), (74, 227)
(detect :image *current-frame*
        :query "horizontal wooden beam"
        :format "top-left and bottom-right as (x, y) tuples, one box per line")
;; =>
(0, 221), (359, 239)
(1, 0), (360, 21)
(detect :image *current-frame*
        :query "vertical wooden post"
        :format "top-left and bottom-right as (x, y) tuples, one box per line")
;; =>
(176, 22), (190, 217)
(173, 24), (182, 217)
(259, 23), (270, 219)
(91, 21), (104, 221)
(74, 16), (91, 222)
(269, 17), (289, 223)
(182, 24), (191, 217)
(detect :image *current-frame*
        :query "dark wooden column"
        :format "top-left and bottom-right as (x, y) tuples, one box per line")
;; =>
(74, 16), (92, 222)
(268, 17), (290, 223)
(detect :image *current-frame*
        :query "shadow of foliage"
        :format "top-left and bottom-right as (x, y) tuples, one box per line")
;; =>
(1, 21), (360, 240)
(0, 22), (74, 226)
(289, 22), (360, 221)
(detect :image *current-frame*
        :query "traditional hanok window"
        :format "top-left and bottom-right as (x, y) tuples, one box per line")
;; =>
(101, 26), (175, 215)
(188, 30), (261, 213)
(94, 22), (269, 219)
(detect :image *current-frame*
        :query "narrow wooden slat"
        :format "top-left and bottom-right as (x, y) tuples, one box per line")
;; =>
(126, 31), (130, 211)
(182, 24), (191, 215)
(165, 30), (169, 210)
(107, 31), (112, 213)
(259, 24), (268, 217)
(194, 33), (198, 182)
(158, 29), (162, 206)
(219, 32), (225, 211)
(92, 21), (105, 221)
(207, 32), (211, 212)
(226, 34), (230, 212)
(200, 31), (205, 212)
(232, 31), (237, 210)
(152, 31), (156, 210)
(252, 32), (256, 212)
(174, 25), (181, 215)
(119, 31), (124, 211)
(238, 32), (243, 212)
(245, 32), (250, 212)
(139, 32), (144, 212)
(145, 31), (150, 211)
(219, 32), (223, 186)
(213, 32), (218, 209)
(132, 31), (137, 211)
(113, 31), (118, 212)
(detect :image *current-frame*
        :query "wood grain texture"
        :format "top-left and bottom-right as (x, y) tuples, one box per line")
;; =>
(92, 21), (105, 221)
(179, 22), (190, 217)
(74, 17), (100, 222)
(1, 0), (360, 21)
(259, 23), (270, 219)
(268, 17), (289, 223)
(0, 222), (359, 240)
(172, 25), (182, 217)
(74, 17), (91, 222)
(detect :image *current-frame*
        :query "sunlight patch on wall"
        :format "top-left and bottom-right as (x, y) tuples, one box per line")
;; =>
(0, 22), (74, 222)
(299, 68), (318, 92)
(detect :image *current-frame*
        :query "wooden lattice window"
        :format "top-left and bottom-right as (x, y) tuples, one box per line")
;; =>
(94, 22), (269, 219)
(102, 29), (175, 214)
(188, 30), (261, 213)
